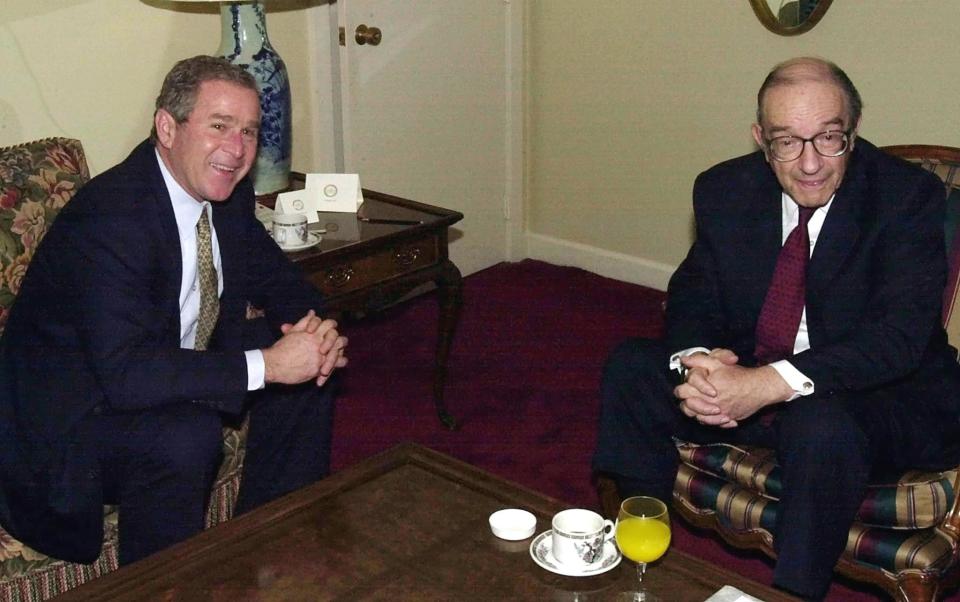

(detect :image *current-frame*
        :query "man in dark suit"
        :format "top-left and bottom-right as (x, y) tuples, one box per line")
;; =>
(593, 57), (960, 599)
(0, 56), (347, 565)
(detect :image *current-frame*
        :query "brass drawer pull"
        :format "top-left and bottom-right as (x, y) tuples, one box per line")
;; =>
(326, 266), (354, 288)
(394, 247), (421, 267)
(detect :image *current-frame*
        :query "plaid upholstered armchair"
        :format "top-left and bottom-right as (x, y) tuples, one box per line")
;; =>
(0, 138), (249, 601)
(598, 145), (960, 602)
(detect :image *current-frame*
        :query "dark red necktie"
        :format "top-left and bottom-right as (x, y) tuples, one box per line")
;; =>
(754, 207), (814, 363)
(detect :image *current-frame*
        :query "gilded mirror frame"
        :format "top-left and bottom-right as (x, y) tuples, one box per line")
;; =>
(748, 0), (833, 36)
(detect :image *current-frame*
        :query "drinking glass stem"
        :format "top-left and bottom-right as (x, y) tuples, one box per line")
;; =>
(636, 561), (647, 586)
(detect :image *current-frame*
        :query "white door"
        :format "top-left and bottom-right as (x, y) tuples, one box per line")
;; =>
(335, 0), (522, 276)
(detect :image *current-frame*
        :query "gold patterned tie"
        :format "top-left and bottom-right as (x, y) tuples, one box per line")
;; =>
(194, 205), (219, 351)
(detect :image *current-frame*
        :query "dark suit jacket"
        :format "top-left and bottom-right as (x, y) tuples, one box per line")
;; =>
(0, 140), (324, 562)
(665, 139), (960, 411)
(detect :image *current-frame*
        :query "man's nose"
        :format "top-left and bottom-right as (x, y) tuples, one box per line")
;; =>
(222, 131), (245, 158)
(798, 139), (823, 173)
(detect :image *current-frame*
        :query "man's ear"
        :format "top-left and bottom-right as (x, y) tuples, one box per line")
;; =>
(848, 116), (862, 150)
(154, 109), (177, 149)
(751, 123), (768, 161)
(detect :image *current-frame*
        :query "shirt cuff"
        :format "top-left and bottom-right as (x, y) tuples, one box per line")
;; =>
(244, 349), (266, 391)
(769, 360), (814, 401)
(669, 347), (711, 371)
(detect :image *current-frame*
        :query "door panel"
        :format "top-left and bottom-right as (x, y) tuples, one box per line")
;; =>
(337, 0), (510, 275)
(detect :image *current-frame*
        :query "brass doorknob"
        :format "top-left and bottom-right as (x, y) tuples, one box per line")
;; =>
(355, 24), (382, 46)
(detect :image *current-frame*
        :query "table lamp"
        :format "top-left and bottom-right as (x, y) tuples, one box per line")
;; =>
(172, 1), (291, 195)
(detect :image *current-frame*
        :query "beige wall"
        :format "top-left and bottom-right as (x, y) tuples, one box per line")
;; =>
(7, 2), (960, 291)
(526, 0), (960, 289)
(1, 0), (330, 176)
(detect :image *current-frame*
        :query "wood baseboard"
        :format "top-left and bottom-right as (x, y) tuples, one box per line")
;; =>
(524, 232), (673, 291)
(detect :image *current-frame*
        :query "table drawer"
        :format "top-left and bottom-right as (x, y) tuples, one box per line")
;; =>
(309, 238), (439, 297)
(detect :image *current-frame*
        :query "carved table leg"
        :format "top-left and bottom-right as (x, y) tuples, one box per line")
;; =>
(434, 260), (463, 429)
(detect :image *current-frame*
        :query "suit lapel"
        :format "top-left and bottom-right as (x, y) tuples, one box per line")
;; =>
(139, 142), (186, 315)
(739, 162), (786, 311)
(211, 203), (233, 293)
(806, 149), (868, 296)
(208, 185), (249, 350)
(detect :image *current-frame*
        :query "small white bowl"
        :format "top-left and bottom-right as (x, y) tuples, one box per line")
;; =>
(489, 508), (536, 541)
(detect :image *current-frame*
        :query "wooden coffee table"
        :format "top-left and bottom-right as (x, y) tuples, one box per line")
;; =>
(58, 444), (797, 601)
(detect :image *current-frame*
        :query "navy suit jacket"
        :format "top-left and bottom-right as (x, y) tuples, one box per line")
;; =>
(0, 140), (324, 561)
(665, 139), (960, 411)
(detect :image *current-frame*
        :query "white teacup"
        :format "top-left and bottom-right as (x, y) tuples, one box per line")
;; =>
(272, 213), (308, 248)
(550, 508), (615, 568)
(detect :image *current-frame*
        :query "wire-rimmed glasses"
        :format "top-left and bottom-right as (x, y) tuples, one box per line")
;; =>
(763, 129), (852, 162)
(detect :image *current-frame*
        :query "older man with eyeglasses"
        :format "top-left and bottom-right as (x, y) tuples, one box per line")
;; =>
(593, 57), (960, 600)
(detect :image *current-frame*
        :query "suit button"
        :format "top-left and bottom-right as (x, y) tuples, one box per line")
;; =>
(91, 404), (105, 415)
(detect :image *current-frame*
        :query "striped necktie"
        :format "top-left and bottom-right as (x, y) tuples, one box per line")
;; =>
(194, 205), (219, 351)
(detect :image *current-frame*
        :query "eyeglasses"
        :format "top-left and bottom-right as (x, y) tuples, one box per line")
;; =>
(763, 130), (852, 162)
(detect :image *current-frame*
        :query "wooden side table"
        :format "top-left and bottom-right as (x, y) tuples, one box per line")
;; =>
(258, 176), (464, 428)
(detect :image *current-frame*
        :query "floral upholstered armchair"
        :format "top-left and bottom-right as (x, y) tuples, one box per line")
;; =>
(0, 138), (86, 332)
(0, 138), (248, 601)
(598, 145), (960, 602)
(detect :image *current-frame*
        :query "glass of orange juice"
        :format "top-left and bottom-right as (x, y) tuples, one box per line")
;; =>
(615, 496), (671, 601)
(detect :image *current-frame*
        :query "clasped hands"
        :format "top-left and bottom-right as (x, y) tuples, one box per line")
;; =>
(263, 310), (348, 387)
(674, 349), (792, 428)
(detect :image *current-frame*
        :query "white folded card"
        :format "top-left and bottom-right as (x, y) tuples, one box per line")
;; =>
(275, 173), (365, 222)
(704, 585), (765, 602)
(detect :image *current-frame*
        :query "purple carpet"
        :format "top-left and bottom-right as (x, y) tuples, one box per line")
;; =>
(331, 259), (957, 601)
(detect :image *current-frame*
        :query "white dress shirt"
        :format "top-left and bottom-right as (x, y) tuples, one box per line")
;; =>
(669, 192), (834, 400)
(155, 151), (265, 390)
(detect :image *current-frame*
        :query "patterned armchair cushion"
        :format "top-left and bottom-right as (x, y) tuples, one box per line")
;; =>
(1, 440), (245, 602)
(0, 509), (118, 600)
(675, 441), (959, 575)
(206, 420), (249, 527)
(677, 442), (956, 529)
(0, 138), (89, 335)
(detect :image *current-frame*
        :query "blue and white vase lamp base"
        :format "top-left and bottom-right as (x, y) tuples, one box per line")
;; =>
(216, 1), (291, 195)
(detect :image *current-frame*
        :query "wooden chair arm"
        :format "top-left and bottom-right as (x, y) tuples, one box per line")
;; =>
(943, 470), (960, 538)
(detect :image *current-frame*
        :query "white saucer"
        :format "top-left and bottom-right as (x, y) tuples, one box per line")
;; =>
(529, 529), (621, 577)
(277, 232), (322, 252)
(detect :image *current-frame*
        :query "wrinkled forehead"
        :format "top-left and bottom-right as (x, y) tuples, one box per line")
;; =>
(759, 78), (850, 130)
